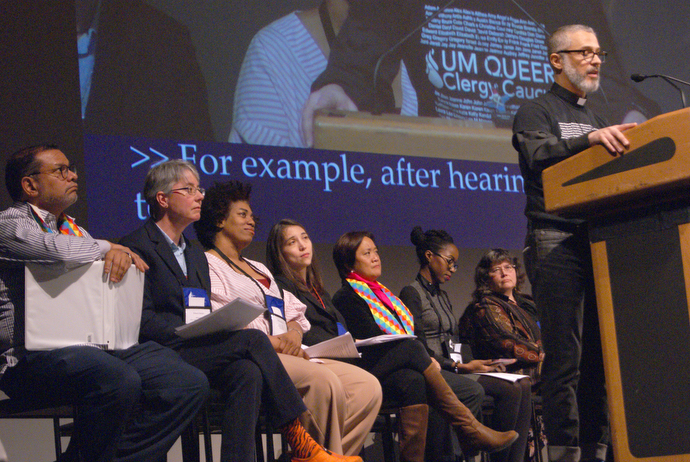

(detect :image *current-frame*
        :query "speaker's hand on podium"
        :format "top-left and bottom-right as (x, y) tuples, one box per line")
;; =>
(587, 122), (637, 156)
(301, 84), (358, 147)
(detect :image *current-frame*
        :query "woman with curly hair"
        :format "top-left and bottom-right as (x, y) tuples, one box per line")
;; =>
(459, 248), (545, 462)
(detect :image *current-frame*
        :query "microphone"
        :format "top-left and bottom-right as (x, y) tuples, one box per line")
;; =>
(631, 73), (689, 108)
(372, 0), (456, 115)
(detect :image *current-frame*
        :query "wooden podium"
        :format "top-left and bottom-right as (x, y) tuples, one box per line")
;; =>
(543, 108), (690, 462)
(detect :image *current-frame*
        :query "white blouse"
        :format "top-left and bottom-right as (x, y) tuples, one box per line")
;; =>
(206, 252), (310, 335)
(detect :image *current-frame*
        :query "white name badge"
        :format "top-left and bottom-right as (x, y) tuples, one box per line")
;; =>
(185, 308), (211, 324)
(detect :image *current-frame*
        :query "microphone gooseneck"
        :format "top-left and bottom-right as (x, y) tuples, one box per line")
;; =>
(630, 73), (689, 108)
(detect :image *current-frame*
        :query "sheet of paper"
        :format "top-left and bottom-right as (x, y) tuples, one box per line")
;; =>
(354, 333), (416, 347)
(475, 372), (529, 382)
(303, 332), (361, 359)
(25, 261), (144, 351)
(175, 297), (265, 339)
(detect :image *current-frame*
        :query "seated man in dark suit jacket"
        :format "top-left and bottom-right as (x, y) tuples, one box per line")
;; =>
(119, 159), (360, 462)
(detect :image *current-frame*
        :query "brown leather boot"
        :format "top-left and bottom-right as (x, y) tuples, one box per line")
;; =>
(397, 404), (429, 462)
(422, 364), (518, 454)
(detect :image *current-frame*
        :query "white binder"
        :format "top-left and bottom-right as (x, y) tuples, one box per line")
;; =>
(24, 261), (145, 351)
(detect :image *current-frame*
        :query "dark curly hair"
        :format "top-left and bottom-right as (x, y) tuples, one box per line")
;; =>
(470, 248), (526, 304)
(332, 231), (376, 280)
(409, 226), (454, 267)
(193, 180), (252, 249)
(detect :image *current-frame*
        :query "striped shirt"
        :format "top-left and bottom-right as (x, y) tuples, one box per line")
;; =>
(206, 253), (310, 336)
(558, 121), (597, 139)
(0, 202), (107, 376)
(230, 12), (417, 147)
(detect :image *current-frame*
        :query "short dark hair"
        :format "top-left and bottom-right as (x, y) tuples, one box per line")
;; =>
(266, 218), (324, 293)
(194, 180), (252, 249)
(332, 231), (376, 279)
(5, 144), (59, 201)
(471, 248), (526, 303)
(548, 24), (596, 56)
(409, 226), (454, 266)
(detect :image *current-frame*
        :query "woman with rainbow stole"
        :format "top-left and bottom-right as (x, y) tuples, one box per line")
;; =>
(329, 230), (519, 462)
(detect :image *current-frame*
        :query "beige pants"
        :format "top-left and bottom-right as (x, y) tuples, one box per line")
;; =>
(278, 354), (382, 455)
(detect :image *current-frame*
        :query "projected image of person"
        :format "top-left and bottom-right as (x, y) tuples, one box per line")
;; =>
(265, 219), (506, 462)
(399, 228), (535, 462)
(230, 0), (416, 147)
(330, 230), (520, 461)
(193, 182), (382, 457)
(76, 0), (214, 141)
(300, 0), (660, 146)
(512, 24), (635, 462)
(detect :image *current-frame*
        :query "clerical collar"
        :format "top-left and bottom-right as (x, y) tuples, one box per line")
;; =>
(551, 83), (587, 107)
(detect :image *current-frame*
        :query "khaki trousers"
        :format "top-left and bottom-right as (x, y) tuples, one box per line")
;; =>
(278, 354), (382, 455)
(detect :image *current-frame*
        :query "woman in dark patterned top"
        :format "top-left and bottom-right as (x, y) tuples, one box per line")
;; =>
(461, 249), (544, 462)
(459, 249), (543, 380)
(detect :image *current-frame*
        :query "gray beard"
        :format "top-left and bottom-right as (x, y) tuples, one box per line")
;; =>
(563, 61), (600, 95)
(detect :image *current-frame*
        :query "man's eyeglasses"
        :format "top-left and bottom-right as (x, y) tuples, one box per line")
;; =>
(488, 264), (516, 275)
(170, 186), (206, 196)
(433, 252), (458, 271)
(28, 164), (77, 180)
(556, 49), (607, 63)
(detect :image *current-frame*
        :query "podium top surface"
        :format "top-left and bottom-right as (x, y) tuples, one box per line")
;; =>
(313, 110), (515, 164)
(542, 108), (690, 216)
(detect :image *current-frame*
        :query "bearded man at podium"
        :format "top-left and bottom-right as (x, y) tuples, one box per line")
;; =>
(511, 24), (636, 462)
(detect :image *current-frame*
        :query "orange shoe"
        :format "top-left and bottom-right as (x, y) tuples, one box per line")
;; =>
(291, 447), (363, 462)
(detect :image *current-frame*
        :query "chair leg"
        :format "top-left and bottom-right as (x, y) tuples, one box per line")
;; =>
(531, 404), (542, 462)
(256, 423), (266, 462)
(382, 412), (396, 462)
(265, 421), (275, 462)
(202, 407), (213, 462)
(181, 419), (201, 462)
(53, 416), (63, 461)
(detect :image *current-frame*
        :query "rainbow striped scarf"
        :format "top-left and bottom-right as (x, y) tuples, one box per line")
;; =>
(30, 206), (84, 237)
(346, 277), (414, 335)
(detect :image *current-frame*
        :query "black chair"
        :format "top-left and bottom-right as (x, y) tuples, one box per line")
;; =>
(0, 396), (76, 461)
(186, 398), (287, 462)
(369, 407), (399, 462)
(479, 391), (545, 462)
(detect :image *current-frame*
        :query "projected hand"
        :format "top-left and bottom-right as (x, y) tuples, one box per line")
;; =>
(301, 84), (358, 147)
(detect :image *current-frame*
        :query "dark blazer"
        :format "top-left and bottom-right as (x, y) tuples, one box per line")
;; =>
(119, 219), (211, 348)
(274, 275), (349, 346)
(83, 0), (214, 141)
